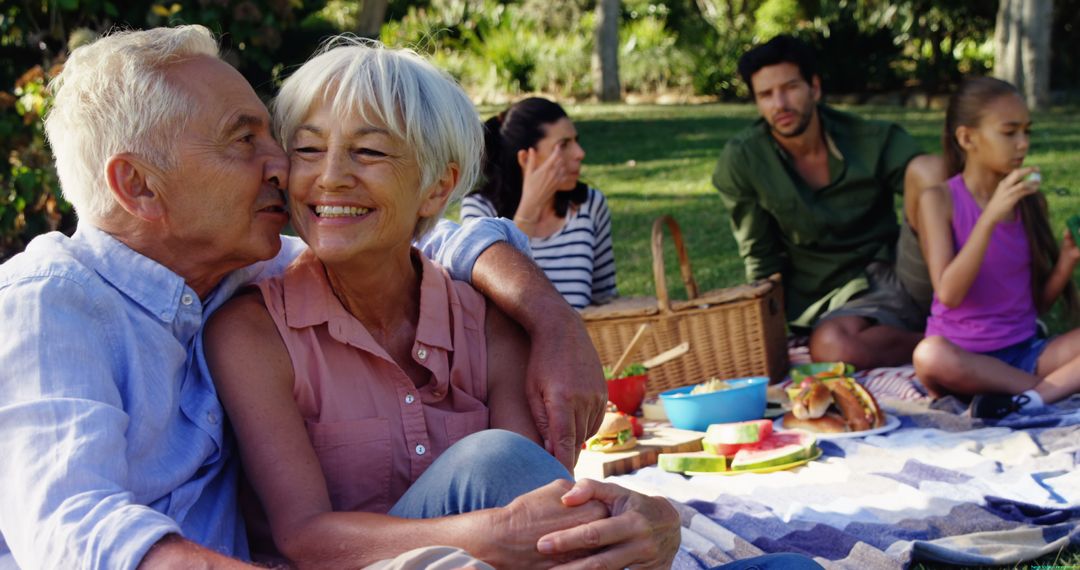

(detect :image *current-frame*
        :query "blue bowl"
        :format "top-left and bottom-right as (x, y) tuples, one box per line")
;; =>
(658, 376), (768, 431)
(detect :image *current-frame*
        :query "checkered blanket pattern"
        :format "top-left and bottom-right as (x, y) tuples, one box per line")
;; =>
(608, 341), (1080, 568)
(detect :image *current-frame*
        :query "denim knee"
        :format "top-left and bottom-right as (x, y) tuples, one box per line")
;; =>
(438, 429), (568, 478)
(388, 429), (571, 518)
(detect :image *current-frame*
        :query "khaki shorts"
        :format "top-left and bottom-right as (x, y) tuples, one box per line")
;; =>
(815, 261), (927, 332)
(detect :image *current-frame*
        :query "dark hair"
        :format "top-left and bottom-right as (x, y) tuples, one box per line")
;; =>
(737, 34), (818, 93)
(943, 76), (1078, 322)
(472, 97), (587, 219)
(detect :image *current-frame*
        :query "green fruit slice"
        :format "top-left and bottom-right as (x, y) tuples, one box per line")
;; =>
(658, 451), (728, 473)
(729, 432), (816, 471)
(705, 419), (773, 444)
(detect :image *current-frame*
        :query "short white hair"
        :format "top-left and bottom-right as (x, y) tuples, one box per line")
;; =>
(44, 25), (219, 224)
(272, 37), (482, 238)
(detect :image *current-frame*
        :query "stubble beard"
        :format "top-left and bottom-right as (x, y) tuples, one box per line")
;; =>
(770, 106), (815, 139)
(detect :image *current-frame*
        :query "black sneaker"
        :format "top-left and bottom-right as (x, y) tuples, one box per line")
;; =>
(970, 393), (1030, 420)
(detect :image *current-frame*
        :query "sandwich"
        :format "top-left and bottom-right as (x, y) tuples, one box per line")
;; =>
(781, 376), (884, 433)
(585, 412), (638, 452)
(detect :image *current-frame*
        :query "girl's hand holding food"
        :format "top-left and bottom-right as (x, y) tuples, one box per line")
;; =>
(985, 167), (1040, 225)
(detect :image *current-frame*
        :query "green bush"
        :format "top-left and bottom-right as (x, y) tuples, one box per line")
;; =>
(384, 0), (692, 101)
(0, 65), (74, 262)
(620, 13), (694, 95)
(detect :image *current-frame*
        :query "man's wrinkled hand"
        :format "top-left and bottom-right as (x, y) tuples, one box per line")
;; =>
(525, 313), (607, 470)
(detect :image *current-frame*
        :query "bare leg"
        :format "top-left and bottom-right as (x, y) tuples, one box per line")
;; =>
(1032, 329), (1080, 404)
(912, 335), (1040, 398)
(810, 316), (923, 369)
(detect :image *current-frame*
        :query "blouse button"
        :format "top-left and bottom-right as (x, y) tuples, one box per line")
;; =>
(416, 348), (428, 360)
(415, 444), (427, 456)
(180, 293), (194, 306)
(404, 393), (415, 404)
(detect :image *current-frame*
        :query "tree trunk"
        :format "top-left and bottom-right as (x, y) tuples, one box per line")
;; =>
(994, 0), (1052, 109)
(593, 0), (621, 102)
(356, 0), (390, 40)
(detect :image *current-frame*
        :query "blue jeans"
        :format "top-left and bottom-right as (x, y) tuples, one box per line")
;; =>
(387, 430), (821, 570)
(388, 429), (571, 517)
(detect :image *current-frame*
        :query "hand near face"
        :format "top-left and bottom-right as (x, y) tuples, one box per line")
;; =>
(515, 145), (568, 229)
(537, 479), (682, 570)
(985, 167), (1039, 225)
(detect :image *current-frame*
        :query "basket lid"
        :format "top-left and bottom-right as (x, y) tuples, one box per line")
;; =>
(580, 296), (659, 320)
(669, 279), (776, 312)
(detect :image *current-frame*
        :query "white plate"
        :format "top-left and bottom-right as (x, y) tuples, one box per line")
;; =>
(773, 413), (900, 440)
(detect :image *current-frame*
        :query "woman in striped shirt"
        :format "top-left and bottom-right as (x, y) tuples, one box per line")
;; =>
(462, 97), (617, 309)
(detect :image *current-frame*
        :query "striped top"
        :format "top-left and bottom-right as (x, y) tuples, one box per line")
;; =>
(461, 187), (617, 309)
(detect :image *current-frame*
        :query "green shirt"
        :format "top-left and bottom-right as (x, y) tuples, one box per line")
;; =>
(712, 105), (922, 328)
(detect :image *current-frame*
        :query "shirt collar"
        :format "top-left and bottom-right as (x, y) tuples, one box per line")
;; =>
(74, 224), (190, 323)
(282, 249), (455, 353)
(764, 104), (845, 164)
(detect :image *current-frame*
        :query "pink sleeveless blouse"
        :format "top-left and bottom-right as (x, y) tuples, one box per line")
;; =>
(256, 249), (490, 514)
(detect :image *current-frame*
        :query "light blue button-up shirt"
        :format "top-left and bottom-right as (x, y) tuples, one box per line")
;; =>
(0, 218), (526, 569)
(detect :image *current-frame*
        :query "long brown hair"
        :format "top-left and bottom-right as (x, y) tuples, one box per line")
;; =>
(472, 97), (588, 219)
(943, 76), (1078, 321)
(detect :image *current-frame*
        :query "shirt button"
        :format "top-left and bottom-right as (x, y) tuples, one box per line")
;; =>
(404, 393), (415, 404)
(415, 444), (426, 456)
(207, 411), (218, 425)
(416, 348), (428, 360)
(181, 293), (194, 306)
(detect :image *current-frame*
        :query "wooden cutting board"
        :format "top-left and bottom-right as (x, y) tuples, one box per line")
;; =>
(574, 422), (704, 480)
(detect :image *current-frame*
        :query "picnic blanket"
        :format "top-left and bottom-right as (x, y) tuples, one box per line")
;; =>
(609, 393), (1080, 569)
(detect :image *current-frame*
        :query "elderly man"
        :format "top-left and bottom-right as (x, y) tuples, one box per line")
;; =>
(0, 26), (618, 568)
(713, 34), (945, 369)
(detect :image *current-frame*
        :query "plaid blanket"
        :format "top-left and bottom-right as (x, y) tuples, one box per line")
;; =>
(609, 395), (1080, 569)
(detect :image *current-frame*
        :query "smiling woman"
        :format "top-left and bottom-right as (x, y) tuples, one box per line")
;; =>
(201, 37), (684, 569)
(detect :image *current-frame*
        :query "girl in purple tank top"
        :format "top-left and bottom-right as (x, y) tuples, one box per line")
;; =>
(911, 77), (1080, 418)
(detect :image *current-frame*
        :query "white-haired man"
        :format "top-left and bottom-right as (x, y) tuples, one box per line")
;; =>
(0, 26), (608, 568)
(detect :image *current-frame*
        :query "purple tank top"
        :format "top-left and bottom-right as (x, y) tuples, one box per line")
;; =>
(924, 174), (1036, 352)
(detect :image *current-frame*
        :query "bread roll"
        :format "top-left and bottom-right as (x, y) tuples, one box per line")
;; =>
(782, 411), (849, 433)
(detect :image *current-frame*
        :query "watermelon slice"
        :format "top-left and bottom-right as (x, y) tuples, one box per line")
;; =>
(729, 431), (817, 471)
(658, 451), (728, 473)
(702, 440), (751, 456)
(705, 419), (773, 445)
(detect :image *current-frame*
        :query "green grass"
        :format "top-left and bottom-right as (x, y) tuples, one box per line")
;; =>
(539, 102), (1080, 333)
(463, 103), (1080, 568)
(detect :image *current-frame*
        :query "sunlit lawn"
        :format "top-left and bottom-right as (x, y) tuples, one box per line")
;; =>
(459, 102), (1080, 569)
(471, 102), (1080, 333)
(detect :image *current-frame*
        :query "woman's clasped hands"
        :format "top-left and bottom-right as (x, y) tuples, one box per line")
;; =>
(478, 478), (680, 570)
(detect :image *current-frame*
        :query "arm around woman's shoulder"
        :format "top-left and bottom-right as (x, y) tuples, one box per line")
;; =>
(484, 299), (542, 444)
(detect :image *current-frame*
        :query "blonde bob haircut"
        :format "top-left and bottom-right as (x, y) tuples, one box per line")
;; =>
(273, 37), (482, 238)
(44, 25), (219, 224)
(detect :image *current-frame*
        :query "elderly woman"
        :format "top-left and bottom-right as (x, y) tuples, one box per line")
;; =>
(204, 39), (681, 569)
(462, 97), (617, 309)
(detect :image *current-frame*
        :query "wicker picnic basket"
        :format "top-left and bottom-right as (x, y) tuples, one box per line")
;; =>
(581, 215), (788, 398)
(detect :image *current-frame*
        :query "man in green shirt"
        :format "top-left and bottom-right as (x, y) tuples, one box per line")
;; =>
(713, 35), (943, 369)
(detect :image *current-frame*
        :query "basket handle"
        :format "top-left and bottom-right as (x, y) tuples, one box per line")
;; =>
(651, 215), (699, 313)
